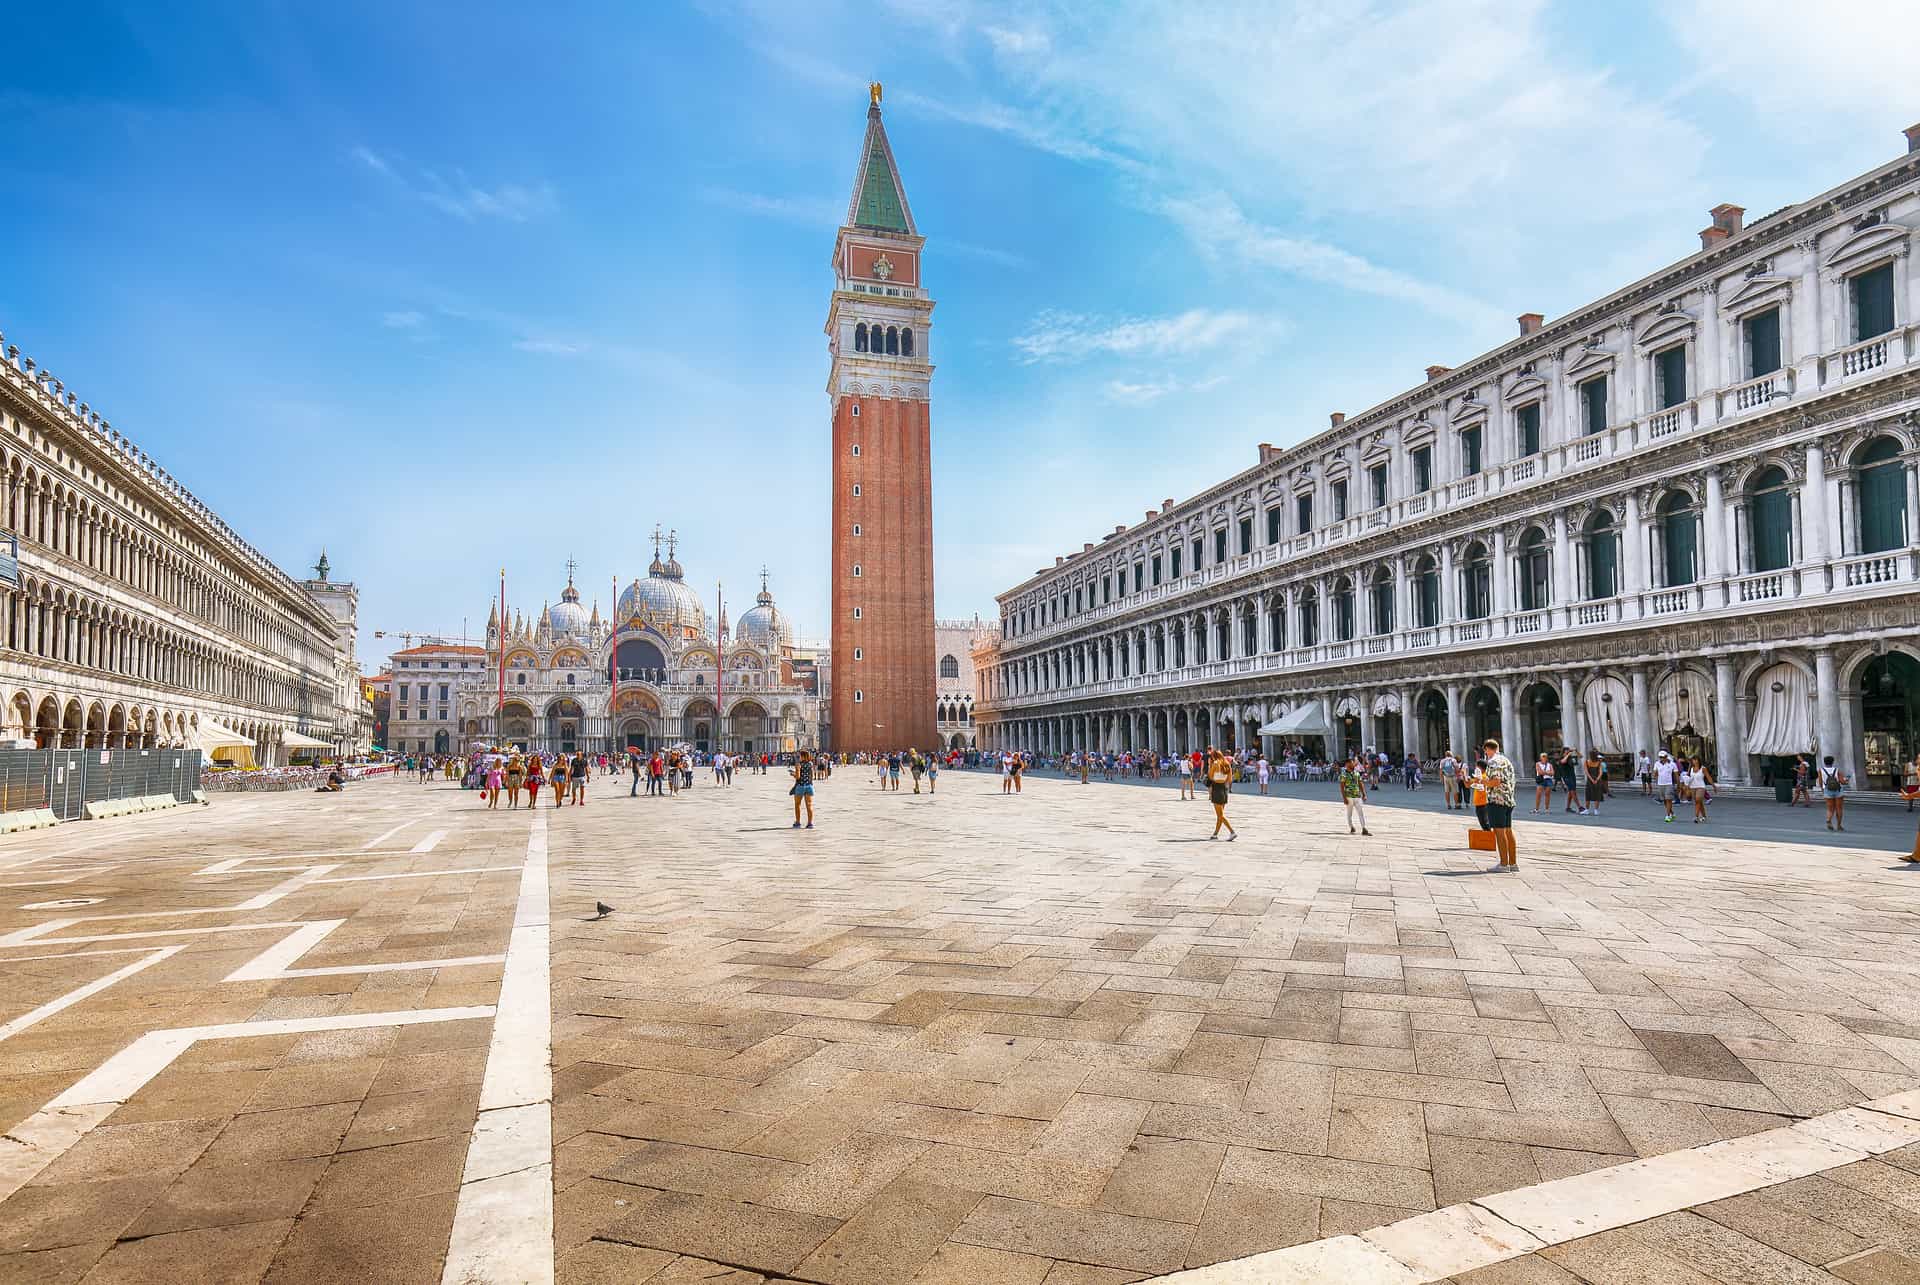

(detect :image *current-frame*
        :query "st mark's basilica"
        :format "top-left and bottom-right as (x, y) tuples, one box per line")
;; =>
(456, 533), (822, 756)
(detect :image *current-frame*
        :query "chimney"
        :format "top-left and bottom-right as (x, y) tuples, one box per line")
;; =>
(1145, 510), (1158, 521)
(1329, 412), (1345, 428)
(1905, 123), (1920, 153)
(1425, 365), (1451, 382)
(1258, 442), (1277, 464)
(1054, 556), (1064, 566)
(1517, 312), (1543, 337)
(1699, 225), (1730, 251)
(1082, 543), (1094, 553)
(1162, 498), (1175, 511)
(1114, 524), (1127, 534)
(1710, 203), (1744, 235)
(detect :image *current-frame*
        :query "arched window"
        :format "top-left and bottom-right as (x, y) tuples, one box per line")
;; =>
(901, 328), (914, 357)
(1461, 543), (1492, 619)
(1857, 437), (1908, 554)
(1659, 492), (1697, 586)
(1298, 588), (1319, 647)
(1749, 467), (1793, 571)
(1241, 608), (1256, 655)
(1584, 511), (1619, 599)
(939, 653), (959, 679)
(1332, 576), (1355, 642)
(1517, 527), (1551, 611)
(854, 323), (868, 353)
(885, 326), (899, 356)
(1415, 555), (1440, 628)
(1369, 568), (1394, 635)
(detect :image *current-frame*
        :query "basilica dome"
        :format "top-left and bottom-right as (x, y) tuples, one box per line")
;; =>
(546, 579), (589, 637)
(618, 555), (707, 637)
(735, 580), (788, 649)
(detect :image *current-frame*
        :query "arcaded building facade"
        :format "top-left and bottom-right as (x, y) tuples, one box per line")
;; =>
(936, 616), (995, 748)
(0, 331), (356, 761)
(827, 85), (938, 755)
(978, 128), (1920, 792)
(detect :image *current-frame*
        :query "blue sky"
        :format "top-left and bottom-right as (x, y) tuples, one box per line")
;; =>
(1, 1), (1913, 668)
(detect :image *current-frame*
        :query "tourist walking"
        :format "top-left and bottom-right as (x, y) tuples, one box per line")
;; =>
(1532, 752), (1553, 813)
(1177, 752), (1195, 800)
(549, 755), (568, 806)
(1687, 757), (1712, 823)
(484, 757), (503, 809)
(505, 754), (525, 809)
(790, 750), (816, 829)
(1557, 748), (1581, 814)
(1204, 748), (1236, 841)
(1256, 755), (1271, 795)
(1653, 750), (1678, 822)
(910, 750), (926, 793)
(1583, 748), (1605, 816)
(1820, 755), (1849, 831)
(1636, 749), (1653, 796)
(1337, 753), (1370, 836)
(1000, 752), (1014, 794)
(1440, 750), (1460, 810)
(571, 752), (588, 805)
(526, 755), (546, 807)
(1010, 753), (1024, 793)
(1484, 739), (1518, 870)
(1792, 754), (1812, 807)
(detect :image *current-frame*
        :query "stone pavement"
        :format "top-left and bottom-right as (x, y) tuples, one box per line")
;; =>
(4, 770), (1920, 1282)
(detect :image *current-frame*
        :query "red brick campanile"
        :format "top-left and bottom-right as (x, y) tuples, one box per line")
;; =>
(827, 85), (937, 755)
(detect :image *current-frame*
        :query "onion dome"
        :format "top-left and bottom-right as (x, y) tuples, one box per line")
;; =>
(547, 575), (589, 637)
(736, 571), (788, 649)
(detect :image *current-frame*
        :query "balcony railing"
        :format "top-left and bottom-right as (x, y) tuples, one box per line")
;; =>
(1734, 569), (1791, 602)
(1574, 599), (1615, 626)
(1840, 334), (1890, 378)
(1573, 435), (1606, 463)
(1643, 398), (1695, 442)
(1511, 610), (1546, 635)
(1648, 587), (1693, 615)
(1724, 369), (1792, 415)
(1509, 457), (1538, 482)
(1839, 551), (1907, 588)
(1456, 620), (1485, 641)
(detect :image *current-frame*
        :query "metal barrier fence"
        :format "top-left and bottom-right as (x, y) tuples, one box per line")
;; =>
(0, 747), (203, 821)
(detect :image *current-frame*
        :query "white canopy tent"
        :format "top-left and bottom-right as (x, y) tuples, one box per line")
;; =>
(1260, 703), (1329, 737)
(198, 719), (256, 769)
(281, 729), (331, 755)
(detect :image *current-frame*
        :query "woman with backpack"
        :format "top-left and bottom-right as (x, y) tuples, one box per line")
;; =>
(1820, 755), (1849, 831)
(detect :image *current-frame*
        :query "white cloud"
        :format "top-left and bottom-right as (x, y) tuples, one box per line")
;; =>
(982, 24), (1049, 56)
(1161, 195), (1505, 330)
(1665, 0), (1920, 125)
(381, 310), (425, 329)
(1104, 374), (1227, 405)
(1012, 308), (1271, 364)
(513, 338), (582, 356)
(697, 186), (843, 227)
(351, 146), (555, 223)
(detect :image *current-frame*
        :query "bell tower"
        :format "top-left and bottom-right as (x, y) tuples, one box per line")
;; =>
(827, 84), (937, 754)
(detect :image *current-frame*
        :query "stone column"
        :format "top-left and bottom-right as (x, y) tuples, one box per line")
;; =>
(1713, 656), (1744, 785)
(1552, 511), (1572, 618)
(1359, 698), (1376, 754)
(1498, 678), (1519, 760)
(1804, 442), (1828, 563)
(1439, 545), (1455, 623)
(1704, 466), (1726, 581)
(1631, 667), (1655, 758)
(1445, 682), (1465, 757)
(1398, 687), (1417, 758)
(1814, 648), (1843, 776)
(1491, 529), (1510, 621)
(1623, 491), (1645, 595)
(1558, 676), (1578, 755)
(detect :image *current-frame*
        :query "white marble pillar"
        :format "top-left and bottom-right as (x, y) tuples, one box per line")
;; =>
(1445, 682), (1465, 757)
(1359, 699), (1376, 754)
(1552, 511), (1572, 618)
(1804, 442), (1828, 563)
(1439, 545), (1456, 621)
(1498, 678), (1520, 760)
(1713, 656), (1743, 784)
(1491, 529), (1510, 619)
(1398, 688), (1417, 758)
(1814, 648), (1843, 776)
(1631, 667), (1655, 757)
(1704, 467), (1726, 580)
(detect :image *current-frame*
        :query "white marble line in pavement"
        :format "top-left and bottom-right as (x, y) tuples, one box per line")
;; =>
(0, 946), (184, 1042)
(0, 1004), (496, 1206)
(362, 818), (419, 850)
(1143, 1090), (1920, 1285)
(410, 829), (447, 853)
(314, 865), (521, 884)
(442, 809), (552, 1285)
(0, 922), (309, 947)
(223, 919), (505, 981)
(0, 866), (340, 947)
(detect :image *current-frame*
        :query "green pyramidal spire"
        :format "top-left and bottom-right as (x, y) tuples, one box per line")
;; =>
(847, 84), (916, 235)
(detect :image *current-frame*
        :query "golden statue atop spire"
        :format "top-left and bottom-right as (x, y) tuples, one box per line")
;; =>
(869, 81), (883, 107)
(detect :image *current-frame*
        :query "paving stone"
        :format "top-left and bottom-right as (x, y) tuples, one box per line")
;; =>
(1096, 1136), (1224, 1224)
(951, 1196), (1193, 1274)
(553, 1238), (680, 1285)
(599, 1191), (842, 1276)
(75, 1217), (291, 1284)
(262, 1190), (457, 1284)
(1220, 1145), (1436, 1211)
(1829, 1247), (1920, 1284)
(1184, 1181), (1320, 1267)
(794, 1177), (984, 1284)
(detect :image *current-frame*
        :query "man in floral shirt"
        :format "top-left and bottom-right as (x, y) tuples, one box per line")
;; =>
(1482, 738), (1518, 870)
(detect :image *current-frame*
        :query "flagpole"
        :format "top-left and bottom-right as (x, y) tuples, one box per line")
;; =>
(716, 582), (725, 757)
(496, 569), (506, 744)
(609, 574), (619, 751)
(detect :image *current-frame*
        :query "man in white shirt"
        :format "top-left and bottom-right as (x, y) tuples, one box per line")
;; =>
(1653, 750), (1678, 823)
(1636, 750), (1653, 796)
